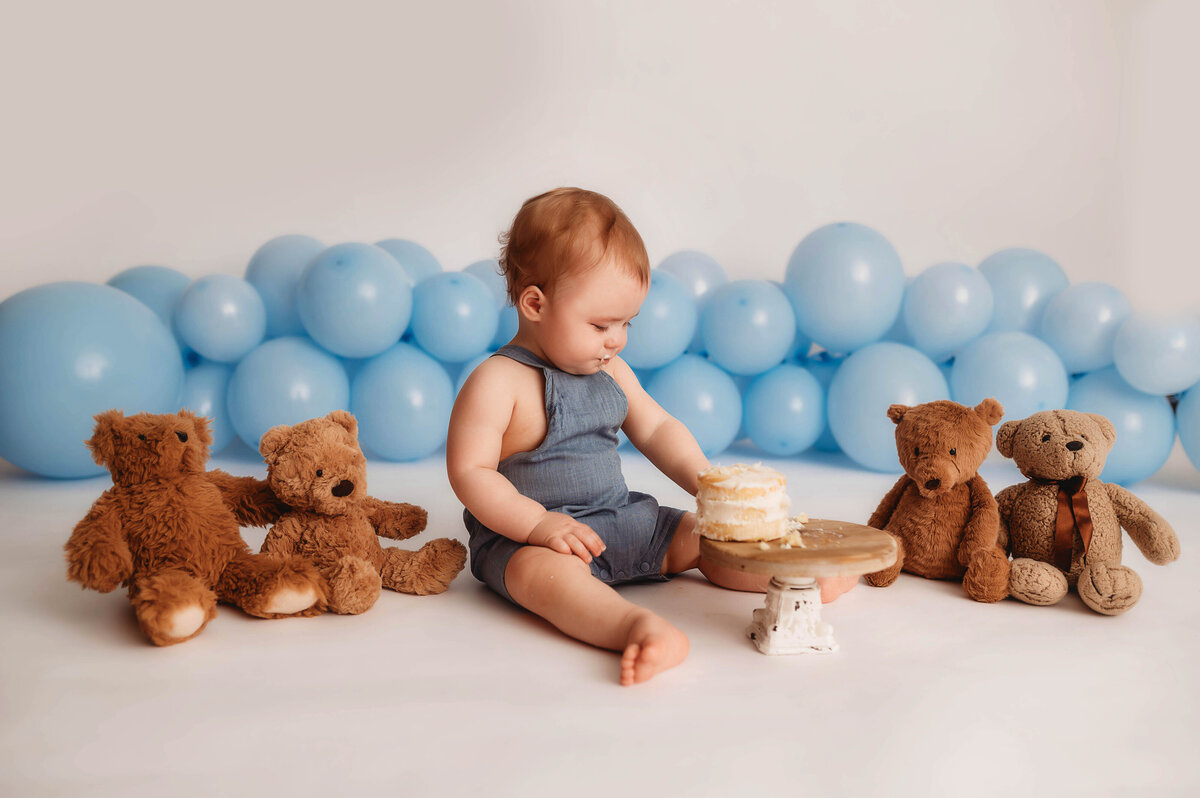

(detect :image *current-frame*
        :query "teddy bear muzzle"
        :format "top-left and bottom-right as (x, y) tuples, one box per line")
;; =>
(331, 479), (355, 498)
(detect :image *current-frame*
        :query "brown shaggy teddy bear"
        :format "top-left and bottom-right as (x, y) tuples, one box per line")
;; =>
(259, 411), (467, 615)
(64, 409), (327, 646)
(995, 409), (1180, 615)
(864, 398), (1011, 602)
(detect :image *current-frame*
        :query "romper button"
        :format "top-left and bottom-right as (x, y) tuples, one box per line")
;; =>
(616, 571), (625, 579)
(600, 569), (610, 579)
(639, 562), (650, 572)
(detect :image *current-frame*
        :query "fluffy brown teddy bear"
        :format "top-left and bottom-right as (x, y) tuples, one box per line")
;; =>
(259, 411), (466, 614)
(995, 409), (1180, 615)
(64, 409), (327, 646)
(864, 398), (1011, 602)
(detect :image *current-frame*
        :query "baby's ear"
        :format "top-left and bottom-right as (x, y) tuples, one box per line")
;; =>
(516, 284), (546, 322)
(259, 424), (292, 464)
(327, 410), (358, 439)
(87, 409), (124, 467)
(974, 398), (1005, 427)
(887, 405), (909, 425)
(178, 408), (214, 450)
(996, 420), (1020, 459)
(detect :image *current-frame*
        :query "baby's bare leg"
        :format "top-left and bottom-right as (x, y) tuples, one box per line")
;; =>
(505, 546), (688, 686)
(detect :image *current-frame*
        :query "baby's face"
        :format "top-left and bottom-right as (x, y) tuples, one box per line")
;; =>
(537, 256), (648, 375)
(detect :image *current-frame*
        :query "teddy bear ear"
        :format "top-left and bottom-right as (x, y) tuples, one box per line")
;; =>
(327, 410), (358, 438)
(886, 405), (909, 425)
(177, 408), (214, 450)
(974, 398), (1005, 427)
(87, 409), (124, 467)
(1088, 413), (1117, 445)
(259, 424), (292, 462)
(995, 420), (1020, 458)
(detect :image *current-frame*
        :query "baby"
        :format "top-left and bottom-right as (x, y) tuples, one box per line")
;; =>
(447, 188), (853, 686)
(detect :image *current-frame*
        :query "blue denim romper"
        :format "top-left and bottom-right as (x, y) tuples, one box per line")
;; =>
(463, 344), (686, 603)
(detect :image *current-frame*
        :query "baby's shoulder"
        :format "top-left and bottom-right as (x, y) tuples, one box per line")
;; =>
(459, 354), (542, 402)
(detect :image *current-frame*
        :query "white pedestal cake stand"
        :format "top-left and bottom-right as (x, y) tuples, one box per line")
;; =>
(700, 519), (897, 655)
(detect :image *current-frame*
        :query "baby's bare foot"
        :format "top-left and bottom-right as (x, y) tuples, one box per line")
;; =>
(619, 610), (689, 686)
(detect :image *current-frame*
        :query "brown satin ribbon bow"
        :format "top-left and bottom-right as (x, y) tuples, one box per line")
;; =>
(1038, 475), (1093, 572)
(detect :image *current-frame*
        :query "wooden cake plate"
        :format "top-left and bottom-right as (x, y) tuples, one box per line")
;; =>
(699, 519), (897, 656)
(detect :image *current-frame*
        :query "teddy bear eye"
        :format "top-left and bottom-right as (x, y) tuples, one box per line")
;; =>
(175, 431), (188, 442)
(1041, 433), (1051, 443)
(949, 448), (956, 456)
(913, 447), (920, 457)
(316, 469), (323, 478)
(138, 434), (147, 442)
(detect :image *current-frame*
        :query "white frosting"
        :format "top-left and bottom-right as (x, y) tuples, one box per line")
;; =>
(701, 463), (785, 490)
(696, 463), (794, 540)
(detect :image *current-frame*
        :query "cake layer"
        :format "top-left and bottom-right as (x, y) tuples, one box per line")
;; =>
(696, 463), (792, 542)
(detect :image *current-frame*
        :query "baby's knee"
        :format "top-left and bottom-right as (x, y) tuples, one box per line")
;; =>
(507, 545), (591, 583)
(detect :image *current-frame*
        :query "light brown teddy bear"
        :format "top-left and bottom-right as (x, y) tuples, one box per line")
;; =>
(259, 411), (467, 614)
(995, 409), (1180, 615)
(864, 399), (1011, 602)
(64, 410), (327, 646)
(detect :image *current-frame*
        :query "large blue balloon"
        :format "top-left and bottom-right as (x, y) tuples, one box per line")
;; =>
(784, 222), (906, 354)
(352, 343), (454, 461)
(462, 259), (518, 349)
(1177, 386), (1200, 473)
(623, 270), (697, 369)
(978, 248), (1069, 334)
(375, 239), (442, 285)
(411, 272), (499, 363)
(827, 343), (949, 472)
(175, 274), (267, 363)
(227, 337), (349, 448)
(244, 234), (325, 338)
(1066, 367), (1175, 485)
(297, 242), (413, 359)
(951, 331), (1069, 423)
(0, 283), (183, 478)
(107, 265), (190, 327)
(657, 250), (728, 355)
(1112, 312), (1200, 396)
(902, 262), (993, 363)
(1038, 282), (1131, 375)
(492, 304), (518, 349)
(182, 361), (235, 454)
(646, 355), (742, 456)
(700, 280), (795, 376)
(743, 364), (824, 456)
(805, 352), (844, 452)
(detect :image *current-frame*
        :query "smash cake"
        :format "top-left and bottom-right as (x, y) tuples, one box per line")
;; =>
(696, 463), (807, 543)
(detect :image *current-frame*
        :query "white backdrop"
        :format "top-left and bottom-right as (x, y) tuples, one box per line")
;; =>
(1, 0), (1196, 312)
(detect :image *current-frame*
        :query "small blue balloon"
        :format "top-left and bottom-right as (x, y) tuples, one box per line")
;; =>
(463, 259), (506, 303)
(375, 239), (442, 285)
(352, 343), (453, 461)
(701, 280), (795, 376)
(657, 250), (728, 355)
(454, 352), (493, 395)
(245, 234), (325, 338)
(1038, 282), (1131, 375)
(744, 364), (824, 456)
(951, 331), (1069, 423)
(1176, 385), (1200, 473)
(1067, 367), (1175, 485)
(828, 343), (949, 471)
(297, 243), (413, 359)
(227, 337), (349, 448)
(805, 352), (844, 452)
(903, 262), (994, 363)
(784, 222), (906, 354)
(182, 361), (235, 454)
(0, 283), (183, 478)
(492, 304), (518, 349)
(978, 248), (1069, 334)
(107, 265), (191, 327)
(1112, 312), (1200, 396)
(174, 274), (267, 363)
(646, 355), (742, 456)
(623, 270), (697, 369)
(411, 272), (499, 363)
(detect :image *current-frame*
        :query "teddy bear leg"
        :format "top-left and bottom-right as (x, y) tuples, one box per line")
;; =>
(380, 538), (467, 595)
(962, 546), (1011, 603)
(1077, 559), (1143, 616)
(129, 570), (218, 646)
(1008, 558), (1069, 606)
(325, 556), (382, 615)
(863, 535), (905, 588)
(216, 551), (327, 618)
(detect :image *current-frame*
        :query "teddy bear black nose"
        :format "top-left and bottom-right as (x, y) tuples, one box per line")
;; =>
(924, 479), (941, 490)
(1066, 441), (1083, 451)
(176, 431), (188, 442)
(332, 480), (354, 497)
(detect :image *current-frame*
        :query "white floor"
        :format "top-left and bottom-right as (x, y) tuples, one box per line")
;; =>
(2, 441), (1198, 797)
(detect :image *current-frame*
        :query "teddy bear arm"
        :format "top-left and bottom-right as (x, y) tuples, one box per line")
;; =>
(207, 469), (291, 527)
(365, 497), (429, 540)
(64, 493), (133, 593)
(260, 515), (304, 557)
(994, 486), (1018, 553)
(1104, 482), (1181, 565)
(957, 475), (1002, 566)
(868, 475), (910, 530)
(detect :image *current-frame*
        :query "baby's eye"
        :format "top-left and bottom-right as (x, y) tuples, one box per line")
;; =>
(623, 321), (632, 328)
(592, 324), (608, 332)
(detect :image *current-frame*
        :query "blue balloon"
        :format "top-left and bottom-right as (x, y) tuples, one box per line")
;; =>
(700, 280), (795, 376)
(903, 262), (994, 363)
(1177, 385), (1200, 473)
(174, 274), (267, 363)
(623, 270), (697, 369)
(454, 352), (492, 395)
(181, 361), (235, 454)
(227, 337), (349, 448)
(805, 352), (844, 452)
(744, 364), (824, 456)
(1038, 282), (1131, 375)
(107, 265), (190, 327)
(657, 250), (728, 355)
(375, 239), (442, 285)
(1066, 368), (1175, 485)
(784, 222), (906, 354)
(1112, 312), (1200, 396)
(492, 304), (518, 349)
(297, 242), (413, 359)
(245, 234), (325, 338)
(463, 258), (506, 303)
(646, 355), (742, 456)
(951, 331), (1069, 423)
(978, 248), (1069, 333)
(0, 283), (183, 478)
(352, 343), (453, 461)
(411, 272), (499, 363)
(827, 343), (949, 471)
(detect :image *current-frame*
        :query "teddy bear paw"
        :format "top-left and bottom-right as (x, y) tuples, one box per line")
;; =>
(327, 556), (383, 615)
(417, 539), (468, 593)
(863, 561), (902, 588)
(1008, 558), (1069, 606)
(264, 584), (320, 616)
(1078, 561), (1142, 616)
(963, 548), (1011, 603)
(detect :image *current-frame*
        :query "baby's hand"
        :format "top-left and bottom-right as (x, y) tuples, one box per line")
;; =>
(528, 513), (606, 564)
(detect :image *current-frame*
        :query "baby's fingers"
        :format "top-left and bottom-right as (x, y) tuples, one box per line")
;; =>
(565, 534), (593, 563)
(581, 530), (606, 557)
